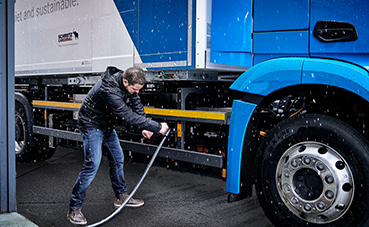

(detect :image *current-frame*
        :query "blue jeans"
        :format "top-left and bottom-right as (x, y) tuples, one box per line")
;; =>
(69, 128), (127, 209)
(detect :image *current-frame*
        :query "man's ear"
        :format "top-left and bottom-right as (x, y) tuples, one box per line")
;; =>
(123, 79), (129, 87)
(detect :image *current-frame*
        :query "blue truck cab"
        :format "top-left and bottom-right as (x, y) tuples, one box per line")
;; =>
(226, 0), (369, 226)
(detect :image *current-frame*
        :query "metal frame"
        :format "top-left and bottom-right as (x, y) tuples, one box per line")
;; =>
(31, 82), (231, 169)
(195, 0), (208, 69)
(32, 126), (223, 168)
(0, 0), (16, 213)
(177, 87), (196, 150)
(32, 100), (230, 124)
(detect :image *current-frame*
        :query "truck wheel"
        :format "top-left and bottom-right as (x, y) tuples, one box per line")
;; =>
(255, 114), (369, 227)
(15, 102), (34, 162)
(15, 102), (56, 162)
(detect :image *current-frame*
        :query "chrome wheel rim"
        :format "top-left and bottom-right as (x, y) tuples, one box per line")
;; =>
(15, 113), (26, 155)
(276, 141), (354, 224)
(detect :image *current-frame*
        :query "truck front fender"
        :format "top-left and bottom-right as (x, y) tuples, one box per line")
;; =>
(302, 58), (369, 102)
(227, 57), (369, 195)
(230, 57), (369, 101)
(230, 57), (304, 95)
(227, 100), (256, 194)
(228, 57), (303, 194)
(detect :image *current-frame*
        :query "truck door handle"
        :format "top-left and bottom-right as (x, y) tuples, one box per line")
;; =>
(313, 21), (358, 42)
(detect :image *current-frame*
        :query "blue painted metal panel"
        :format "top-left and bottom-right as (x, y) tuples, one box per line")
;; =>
(210, 52), (252, 68)
(302, 58), (369, 102)
(115, 1), (135, 44)
(253, 31), (309, 65)
(114, 0), (136, 44)
(137, 0), (188, 63)
(253, 53), (308, 66)
(211, 0), (252, 52)
(230, 58), (303, 95)
(114, 0), (193, 68)
(310, 0), (369, 70)
(210, 0), (252, 67)
(254, 0), (309, 32)
(226, 100), (256, 194)
(254, 31), (309, 54)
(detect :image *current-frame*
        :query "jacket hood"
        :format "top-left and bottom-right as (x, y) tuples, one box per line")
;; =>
(101, 66), (126, 91)
(101, 66), (122, 79)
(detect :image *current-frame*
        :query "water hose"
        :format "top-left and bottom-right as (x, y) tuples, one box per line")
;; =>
(87, 128), (171, 227)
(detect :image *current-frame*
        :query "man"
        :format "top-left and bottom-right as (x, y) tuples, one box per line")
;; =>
(67, 66), (169, 225)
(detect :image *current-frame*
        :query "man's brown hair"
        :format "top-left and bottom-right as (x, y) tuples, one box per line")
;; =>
(123, 66), (146, 85)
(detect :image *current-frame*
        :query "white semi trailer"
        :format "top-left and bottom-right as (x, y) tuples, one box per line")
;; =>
(14, 0), (242, 172)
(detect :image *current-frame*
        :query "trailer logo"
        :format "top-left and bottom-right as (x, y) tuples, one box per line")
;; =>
(58, 30), (79, 43)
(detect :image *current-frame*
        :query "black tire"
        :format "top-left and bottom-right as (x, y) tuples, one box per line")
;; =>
(255, 114), (369, 227)
(15, 102), (56, 162)
(15, 102), (34, 162)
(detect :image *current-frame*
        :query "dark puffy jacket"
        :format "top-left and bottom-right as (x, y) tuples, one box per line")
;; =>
(77, 66), (161, 133)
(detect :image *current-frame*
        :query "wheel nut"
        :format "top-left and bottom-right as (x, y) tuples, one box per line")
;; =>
(284, 171), (290, 178)
(325, 175), (334, 184)
(325, 190), (334, 199)
(291, 197), (299, 204)
(303, 157), (311, 165)
(317, 163), (325, 171)
(284, 184), (291, 193)
(317, 201), (325, 210)
(291, 159), (298, 168)
(304, 204), (312, 212)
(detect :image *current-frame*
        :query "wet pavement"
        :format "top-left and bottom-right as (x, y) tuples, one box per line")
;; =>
(16, 146), (273, 227)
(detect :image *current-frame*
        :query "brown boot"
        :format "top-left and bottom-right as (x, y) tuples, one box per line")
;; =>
(67, 207), (87, 225)
(114, 193), (144, 208)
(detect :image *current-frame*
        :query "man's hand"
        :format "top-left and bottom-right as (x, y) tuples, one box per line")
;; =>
(159, 123), (169, 135)
(142, 130), (154, 139)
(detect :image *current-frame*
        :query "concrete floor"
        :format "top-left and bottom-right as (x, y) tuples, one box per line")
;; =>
(16, 146), (273, 227)
(0, 212), (38, 227)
